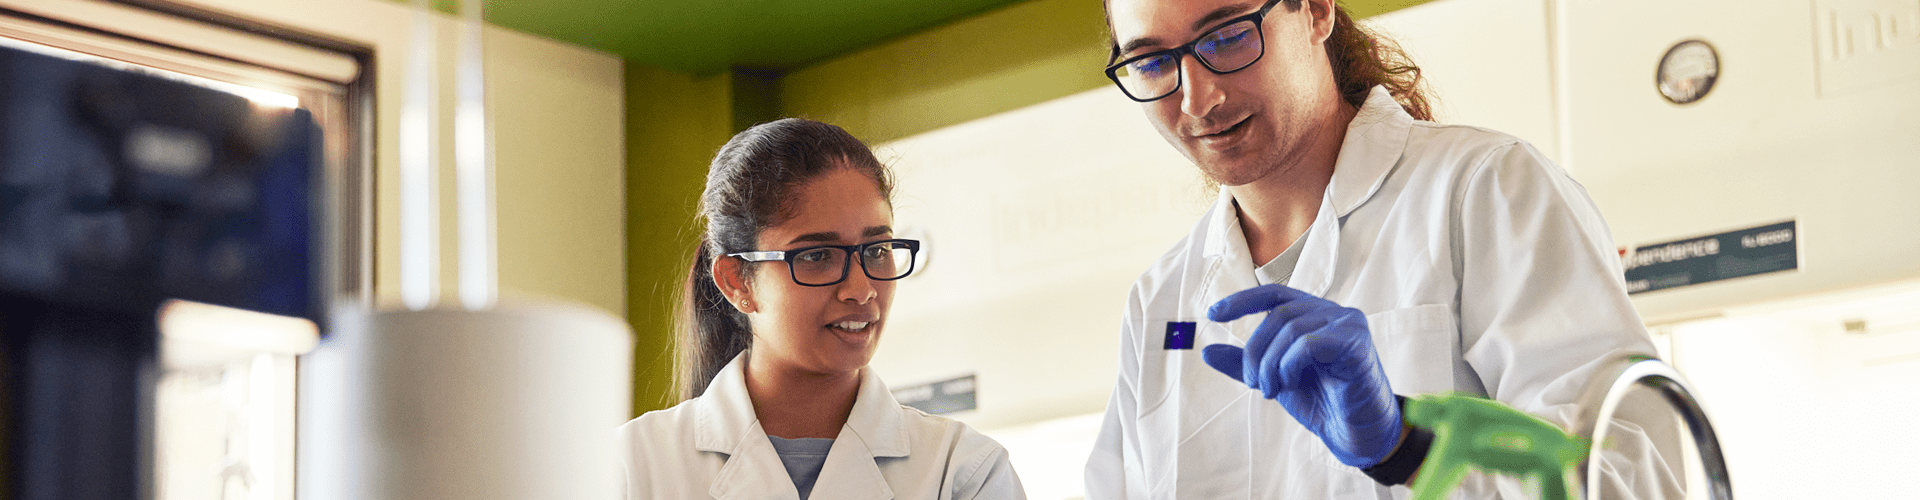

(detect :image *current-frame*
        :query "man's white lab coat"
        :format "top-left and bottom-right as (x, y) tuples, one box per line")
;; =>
(1084, 87), (1661, 499)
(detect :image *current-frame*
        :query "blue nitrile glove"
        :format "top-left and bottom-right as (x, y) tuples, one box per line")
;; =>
(1202, 284), (1403, 468)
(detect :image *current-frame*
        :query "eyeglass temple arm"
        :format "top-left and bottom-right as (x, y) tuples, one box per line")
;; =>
(730, 251), (784, 262)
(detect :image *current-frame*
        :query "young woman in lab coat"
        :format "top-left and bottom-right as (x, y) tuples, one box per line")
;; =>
(617, 118), (1026, 500)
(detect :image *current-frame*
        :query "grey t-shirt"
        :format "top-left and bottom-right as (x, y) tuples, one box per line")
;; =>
(1252, 230), (1309, 286)
(767, 436), (834, 499)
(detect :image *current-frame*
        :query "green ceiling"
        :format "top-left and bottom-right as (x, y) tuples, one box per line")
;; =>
(445, 0), (1035, 75)
(430, 0), (1443, 76)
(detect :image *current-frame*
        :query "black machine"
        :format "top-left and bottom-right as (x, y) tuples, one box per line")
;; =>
(0, 42), (321, 499)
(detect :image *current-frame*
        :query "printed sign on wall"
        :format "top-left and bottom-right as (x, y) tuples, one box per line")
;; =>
(891, 374), (977, 415)
(1624, 220), (1798, 294)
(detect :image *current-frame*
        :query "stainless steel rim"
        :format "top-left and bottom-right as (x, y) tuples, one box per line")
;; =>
(1574, 357), (1733, 500)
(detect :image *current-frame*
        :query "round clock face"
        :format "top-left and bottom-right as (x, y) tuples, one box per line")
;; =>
(1658, 40), (1719, 105)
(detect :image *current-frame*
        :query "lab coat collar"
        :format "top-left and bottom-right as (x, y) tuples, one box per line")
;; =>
(706, 425), (802, 499)
(694, 353), (904, 500)
(691, 353), (762, 455)
(809, 390), (899, 499)
(706, 432), (894, 500)
(1194, 190), (1340, 307)
(840, 365), (914, 458)
(1198, 197), (1265, 342)
(1329, 85), (1413, 218)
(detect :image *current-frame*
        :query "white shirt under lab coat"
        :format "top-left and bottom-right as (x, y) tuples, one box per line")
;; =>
(1084, 87), (1663, 499)
(619, 353), (1027, 500)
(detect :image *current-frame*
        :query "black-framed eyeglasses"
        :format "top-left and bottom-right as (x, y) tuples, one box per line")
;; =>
(728, 239), (921, 287)
(1104, 0), (1285, 102)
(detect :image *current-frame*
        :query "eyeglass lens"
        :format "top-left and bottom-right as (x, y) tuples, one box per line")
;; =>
(1112, 19), (1264, 100)
(789, 242), (915, 285)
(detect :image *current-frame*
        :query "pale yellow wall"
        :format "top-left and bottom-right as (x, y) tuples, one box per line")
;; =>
(486, 28), (626, 316)
(779, 0), (1111, 143)
(159, 0), (630, 315)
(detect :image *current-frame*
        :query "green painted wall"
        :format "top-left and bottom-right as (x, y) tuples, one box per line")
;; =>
(622, 62), (788, 415)
(624, 65), (734, 414)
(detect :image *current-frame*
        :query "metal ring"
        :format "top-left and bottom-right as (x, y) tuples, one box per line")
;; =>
(1572, 357), (1733, 500)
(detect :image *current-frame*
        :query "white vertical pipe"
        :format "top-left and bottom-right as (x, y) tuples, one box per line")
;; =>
(456, 0), (497, 311)
(1545, 0), (1575, 172)
(399, 0), (440, 310)
(247, 353), (275, 500)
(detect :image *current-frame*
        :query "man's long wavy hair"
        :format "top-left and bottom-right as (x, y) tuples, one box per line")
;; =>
(1107, 0), (1434, 121)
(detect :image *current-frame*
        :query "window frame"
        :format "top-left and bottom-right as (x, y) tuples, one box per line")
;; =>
(1, 0), (375, 305)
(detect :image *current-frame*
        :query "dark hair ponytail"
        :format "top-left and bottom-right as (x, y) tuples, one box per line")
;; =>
(678, 118), (894, 400)
(681, 237), (753, 400)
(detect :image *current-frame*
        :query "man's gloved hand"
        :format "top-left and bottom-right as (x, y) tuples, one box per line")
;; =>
(1202, 284), (1404, 468)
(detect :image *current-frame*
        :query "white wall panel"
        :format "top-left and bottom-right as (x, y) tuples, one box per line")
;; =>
(1365, 0), (1559, 161)
(1558, 0), (1920, 323)
(876, 86), (1209, 430)
(1665, 279), (1920, 499)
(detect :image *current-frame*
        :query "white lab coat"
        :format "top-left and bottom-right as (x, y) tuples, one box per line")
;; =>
(619, 353), (1027, 500)
(1084, 87), (1662, 499)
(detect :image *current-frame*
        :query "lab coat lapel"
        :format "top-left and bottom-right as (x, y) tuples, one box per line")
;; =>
(697, 353), (804, 499)
(693, 353), (760, 456)
(1289, 195), (1343, 297)
(1290, 86), (1413, 297)
(806, 435), (893, 500)
(1328, 86), (1413, 218)
(707, 425), (803, 500)
(1200, 193), (1266, 343)
(809, 367), (905, 499)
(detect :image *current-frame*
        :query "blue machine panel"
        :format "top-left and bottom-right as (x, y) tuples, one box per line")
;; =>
(0, 43), (321, 321)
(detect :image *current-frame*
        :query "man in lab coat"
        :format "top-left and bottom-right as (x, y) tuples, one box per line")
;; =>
(1084, 0), (1667, 497)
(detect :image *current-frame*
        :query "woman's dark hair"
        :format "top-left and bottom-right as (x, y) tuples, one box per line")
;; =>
(679, 118), (895, 400)
(1105, 0), (1434, 121)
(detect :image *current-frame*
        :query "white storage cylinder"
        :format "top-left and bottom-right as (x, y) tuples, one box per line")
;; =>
(297, 297), (632, 500)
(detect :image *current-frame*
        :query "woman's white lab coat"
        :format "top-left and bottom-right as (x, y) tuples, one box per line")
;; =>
(619, 353), (1026, 499)
(1083, 87), (1662, 499)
